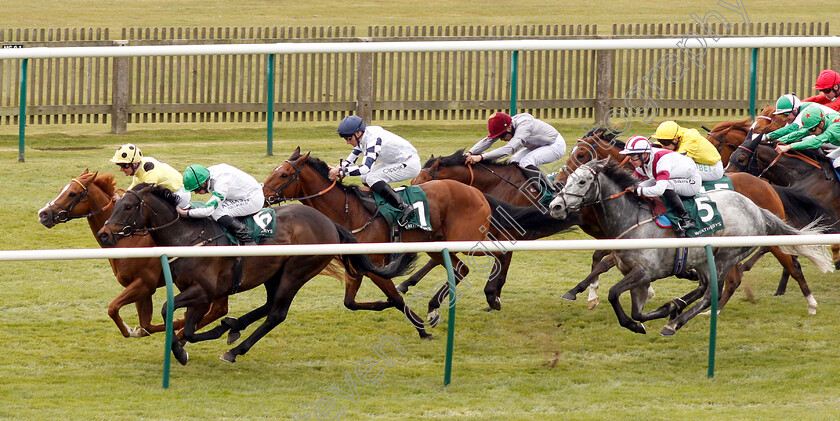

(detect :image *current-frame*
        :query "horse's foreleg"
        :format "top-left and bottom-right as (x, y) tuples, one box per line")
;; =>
(396, 259), (438, 294)
(343, 274), (393, 311)
(768, 250), (815, 314)
(483, 252), (511, 311)
(740, 246), (769, 272)
(108, 278), (157, 338)
(715, 266), (741, 314)
(607, 265), (650, 334)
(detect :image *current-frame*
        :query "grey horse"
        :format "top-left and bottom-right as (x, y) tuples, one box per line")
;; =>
(549, 159), (832, 336)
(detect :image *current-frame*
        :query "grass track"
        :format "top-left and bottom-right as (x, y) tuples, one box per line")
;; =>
(2, 120), (840, 420)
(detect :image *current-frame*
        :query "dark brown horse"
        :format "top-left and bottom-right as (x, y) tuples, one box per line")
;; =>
(560, 128), (831, 314)
(97, 184), (424, 364)
(409, 150), (584, 309)
(37, 170), (228, 337)
(704, 104), (786, 164)
(262, 148), (563, 323)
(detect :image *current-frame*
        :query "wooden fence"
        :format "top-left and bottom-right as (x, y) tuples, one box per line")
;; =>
(0, 23), (836, 132)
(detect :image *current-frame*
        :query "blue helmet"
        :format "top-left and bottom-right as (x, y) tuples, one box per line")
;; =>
(336, 115), (366, 137)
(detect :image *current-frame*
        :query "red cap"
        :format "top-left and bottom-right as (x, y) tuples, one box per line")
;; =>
(487, 112), (513, 139)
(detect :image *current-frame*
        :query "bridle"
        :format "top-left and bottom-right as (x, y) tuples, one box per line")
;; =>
(46, 178), (114, 223)
(263, 159), (337, 205)
(102, 189), (180, 240)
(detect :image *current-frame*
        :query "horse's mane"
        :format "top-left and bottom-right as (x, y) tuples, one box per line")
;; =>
(80, 171), (117, 196)
(289, 152), (362, 194)
(133, 182), (180, 208)
(599, 161), (638, 190)
(432, 148), (509, 168)
(712, 104), (775, 136)
(581, 127), (625, 150)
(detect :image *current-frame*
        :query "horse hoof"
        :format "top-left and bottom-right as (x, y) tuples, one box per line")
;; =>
(486, 297), (501, 312)
(427, 309), (440, 328)
(773, 291), (785, 296)
(808, 307), (817, 315)
(420, 332), (434, 340)
(396, 283), (409, 294)
(227, 330), (241, 345)
(561, 291), (577, 301)
(173, 348), (189, 366)
(129, 326), (150, 338)
(220, 351), (237, 363)
(587, 297), (600, 310)
(221, 316), (238, 328)
(834, 260), (840, 271)
(630, 322), (646, 334)
(660, 326), (676, 337)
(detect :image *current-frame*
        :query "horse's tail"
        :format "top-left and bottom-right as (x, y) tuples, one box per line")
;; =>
(333, 222), (418, 279)
(482, 193), (580, 238)
(760, 208), (834, 273)
(773, 185), (840, 233)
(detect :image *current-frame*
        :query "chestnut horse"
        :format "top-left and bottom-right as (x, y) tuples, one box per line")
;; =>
(560, 128), (832, 314)
(704, 104), (786, 164)
(98, 184), (424, 364)
(262, 148), (563, 324)
(37, 170), (228, 337)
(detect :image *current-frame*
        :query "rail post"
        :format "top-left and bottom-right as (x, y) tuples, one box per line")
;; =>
(510, 51), (519, 114)
(705, 245), (719, 378)
(266, 54), (276, 156)
(159, 255), (176, 389)
(18, 58), (28, 162)
(442, 248), (457, 386)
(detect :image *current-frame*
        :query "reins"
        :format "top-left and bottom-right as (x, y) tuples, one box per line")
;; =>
(264, 159), (338, 204)
(48, 177), (116, 222)
(104, 189), (181, 240)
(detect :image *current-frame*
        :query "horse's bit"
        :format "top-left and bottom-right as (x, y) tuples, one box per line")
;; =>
(46, 178), (114, 223)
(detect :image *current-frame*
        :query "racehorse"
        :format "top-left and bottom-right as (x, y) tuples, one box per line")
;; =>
(549, 160), (832, 336)
(37, 170), (228, 337)
(97, 183), (425, 364)
(408, 149), (582, 310)
(704, 104), (785, 164)
(562, 128), (834, 314)
(262, 148), (566, 324)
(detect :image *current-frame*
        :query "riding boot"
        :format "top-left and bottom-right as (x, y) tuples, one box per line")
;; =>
(662, 189), (695, 234)
(217, 215), (256, 246)
(371, 180), (414, 225)
(522, 164), (560, 194)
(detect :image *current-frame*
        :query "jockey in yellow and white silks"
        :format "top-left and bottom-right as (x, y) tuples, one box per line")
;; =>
(110, 143), (191, 209)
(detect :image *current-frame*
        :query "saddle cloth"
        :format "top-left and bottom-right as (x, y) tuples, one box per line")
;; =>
(372, 185), (432, 231)
(652, 193), (724, 237)
(222, 208), (277, 245)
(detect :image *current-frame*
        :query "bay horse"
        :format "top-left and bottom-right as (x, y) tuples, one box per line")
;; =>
(37, 170), (228, 337)
(262, 148), (565, 324)
(549, 160), (832, 336)
(562, 128), (834, 314)
(408, 150), (585, 310)
(704, 104), (786, 164)
(97, 184), (425, 364)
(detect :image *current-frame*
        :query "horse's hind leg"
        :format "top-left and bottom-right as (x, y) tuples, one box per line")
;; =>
(607, 265), (651, 334)
(396, 259), (438, 294)
(483, 252), (511, 312)
(426, 252), (471, 328)
(561, 251), (615, 310)
(343, 274), (396, 311)
(365, 272), (432, 339)
(767, 248), (815, 314)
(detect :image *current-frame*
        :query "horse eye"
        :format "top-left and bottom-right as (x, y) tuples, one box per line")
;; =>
(68, 192), (77, 197)
(280, 173), (288, 178)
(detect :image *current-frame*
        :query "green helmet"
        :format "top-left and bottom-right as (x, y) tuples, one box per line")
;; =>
(183, 164), (210, 192)
(773, 94), (800, 115)
(800, 108), (824, 130)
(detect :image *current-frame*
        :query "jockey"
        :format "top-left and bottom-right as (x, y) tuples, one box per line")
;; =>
(620, 135), (701, 234)
(774, 108), (840, 169)
(109, 143), (190, 209)
(464, 112), (566, 195)
(327, 115), (421, 225)
(178, 163), (265, 246)
(650, 121), (723, 182)
(802, 69), (840, 113)
(766, 94), (836, 141)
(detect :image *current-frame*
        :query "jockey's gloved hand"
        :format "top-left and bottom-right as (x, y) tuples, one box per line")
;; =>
(635, 186), (645, 197)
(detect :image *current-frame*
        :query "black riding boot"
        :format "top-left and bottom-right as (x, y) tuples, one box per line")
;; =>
(217, 215), (256, 246)
(371, 181), (414, 225)
(662, 189), (695, 234)
(523, 164), (560, 194)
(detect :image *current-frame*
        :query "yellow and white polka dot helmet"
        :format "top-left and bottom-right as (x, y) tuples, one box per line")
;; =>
(110, 143), (143, 164)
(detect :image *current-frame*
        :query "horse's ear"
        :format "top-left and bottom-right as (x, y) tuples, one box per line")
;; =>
(81, 168), (90, 175)
(595, 157), (610, 168)
(290, 146), (301, 157)
(431, 159), (441, 168)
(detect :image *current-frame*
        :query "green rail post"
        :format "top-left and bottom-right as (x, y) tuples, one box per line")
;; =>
(266, 54), (276, 156)
(510, 51), (519, 114)
(442, 248), (457, 386)
(749, 48), (758, 120)
(705, 245), (719, 378)
(160, 254), (175, 389)
(19, 58), (28, 163)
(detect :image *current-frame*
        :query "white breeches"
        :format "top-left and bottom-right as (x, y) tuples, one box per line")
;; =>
(509, 134), (567, 168)
(696, 161), (725, 182)
(361, 155), (422, 186)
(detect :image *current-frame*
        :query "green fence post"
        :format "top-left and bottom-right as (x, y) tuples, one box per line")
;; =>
(749, 48), (758, 120)
(442, 248), (457, 386)
(159, 254), (175, 389)
(705, 245), (719, 378)
(510, 51), (519, 114)
(19, 58), (28, 163)
(266, 54), (276, 156)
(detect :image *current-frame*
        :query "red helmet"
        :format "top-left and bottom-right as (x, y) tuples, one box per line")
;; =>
(813, 69), (840, 90)
(487, 112), (513, 139)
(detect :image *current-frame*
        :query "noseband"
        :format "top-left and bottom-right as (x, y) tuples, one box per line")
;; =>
(103, 189), (180, 240)
(264, 159), (337, 205)
(47, 178), (114, 223)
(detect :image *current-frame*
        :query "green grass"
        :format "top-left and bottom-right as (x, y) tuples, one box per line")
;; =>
(2, 120), (840, 420)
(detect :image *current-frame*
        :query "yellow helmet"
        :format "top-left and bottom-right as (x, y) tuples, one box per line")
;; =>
(652, 121), (680, 141)
(110, 144), (143, 164)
